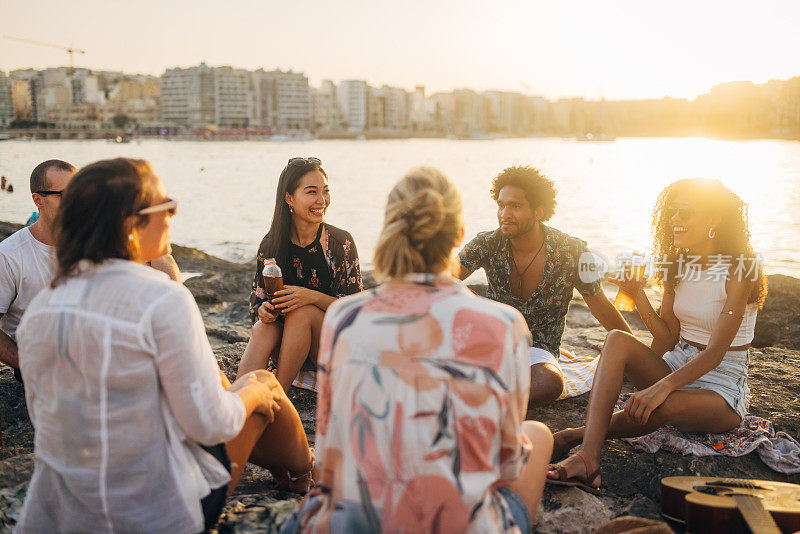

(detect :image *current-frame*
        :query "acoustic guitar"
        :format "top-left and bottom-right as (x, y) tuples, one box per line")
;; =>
(661, 476), (800, 534)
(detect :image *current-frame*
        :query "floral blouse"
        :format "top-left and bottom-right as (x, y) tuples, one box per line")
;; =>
(249, 223), (362, 323)
(298, 274), (533, 533)
(459, 225), (602, 356)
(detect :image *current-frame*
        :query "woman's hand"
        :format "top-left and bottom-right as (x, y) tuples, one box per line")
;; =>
(624, 381), (673, 425)
(271, 285), (319, 313)
(257, 301), (278, 324)
(608, 275), (646, 300)
(231, 370), (284, 423)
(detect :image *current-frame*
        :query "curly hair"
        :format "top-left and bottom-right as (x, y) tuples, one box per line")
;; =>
(490, 165), (557, 221)
(651, 178), (767, 307)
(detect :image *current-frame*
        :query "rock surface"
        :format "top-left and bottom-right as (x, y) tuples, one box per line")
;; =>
(1, 221), (798, 533)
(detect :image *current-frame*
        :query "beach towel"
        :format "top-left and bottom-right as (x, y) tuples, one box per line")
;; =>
(558, 348), (599, 399)
(615, 394), (800, 474)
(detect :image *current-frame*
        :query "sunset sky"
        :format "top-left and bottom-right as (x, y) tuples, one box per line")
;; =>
(2, 0), (799, 99)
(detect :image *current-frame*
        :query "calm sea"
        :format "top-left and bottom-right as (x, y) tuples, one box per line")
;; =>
(1, 137), (799, 277)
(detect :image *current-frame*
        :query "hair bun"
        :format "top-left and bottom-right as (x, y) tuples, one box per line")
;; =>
(404, 189), (446, 244)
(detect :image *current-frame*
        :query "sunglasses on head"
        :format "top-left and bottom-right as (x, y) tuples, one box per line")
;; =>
(287, 157), (322, 167)
(138, 198), (178, 216)
(666, 205), (696, 221)
(35, 190), (64, 197)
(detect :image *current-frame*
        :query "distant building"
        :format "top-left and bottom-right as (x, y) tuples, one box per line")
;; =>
(452, 89), (484, 134)
(252, 69), (311, 132)
(312, 80), (340, 131)
(161, 63), (252, 129)
(337, 80), (367, 131)
(0, 72), (13, 127)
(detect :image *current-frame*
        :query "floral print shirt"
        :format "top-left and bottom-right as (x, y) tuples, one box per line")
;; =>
(300, 274), (533, 533)
(249, 223), (363, 323)
(459, 225), (602, 356)
(284, 226), (333, 294)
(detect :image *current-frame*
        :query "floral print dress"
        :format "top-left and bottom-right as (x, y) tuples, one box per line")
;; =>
(291, 274), (533, 533)
(249, 223), (362, 324)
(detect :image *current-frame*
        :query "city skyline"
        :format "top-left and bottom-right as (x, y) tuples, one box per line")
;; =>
(2, 0), (800, 100)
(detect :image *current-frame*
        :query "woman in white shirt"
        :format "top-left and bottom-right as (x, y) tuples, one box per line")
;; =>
(15, 158), (315, 533)
(546, 178), (767, 492)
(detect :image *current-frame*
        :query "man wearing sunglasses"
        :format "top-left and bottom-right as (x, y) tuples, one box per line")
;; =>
(0, 160), (182, 385)
(0, 160), (76, 383)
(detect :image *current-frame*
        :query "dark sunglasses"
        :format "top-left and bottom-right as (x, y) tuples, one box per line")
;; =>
(287, 157), (322, 167)
(666, 205), (696, 221)
(138, 198), (178, 216)
(35, 190), (64, 197)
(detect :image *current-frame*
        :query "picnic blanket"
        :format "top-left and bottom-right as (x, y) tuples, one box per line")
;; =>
(615, 394), (800, 474)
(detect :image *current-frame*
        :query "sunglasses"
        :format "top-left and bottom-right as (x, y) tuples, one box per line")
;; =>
(138, 198), (178, 216)
(287, 157), (322, 167)
(666, 205), (696, 221)
(35, 190), (65, 197)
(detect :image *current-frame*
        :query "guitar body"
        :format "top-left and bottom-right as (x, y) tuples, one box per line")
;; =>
(661, 476), (800, 534)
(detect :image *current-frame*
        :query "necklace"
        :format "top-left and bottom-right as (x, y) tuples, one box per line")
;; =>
(510, 236), (545, 295)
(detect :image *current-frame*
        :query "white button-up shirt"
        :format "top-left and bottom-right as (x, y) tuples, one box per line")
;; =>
(15, 259), (246, 533)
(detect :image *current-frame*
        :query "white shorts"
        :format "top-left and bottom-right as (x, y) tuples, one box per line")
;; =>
(529, 347), (560, 368)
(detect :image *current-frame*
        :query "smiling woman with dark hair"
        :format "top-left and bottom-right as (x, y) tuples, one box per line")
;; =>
(237, 157), (362, 392)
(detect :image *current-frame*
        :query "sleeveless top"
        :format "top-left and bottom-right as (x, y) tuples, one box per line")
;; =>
(672, 265), (758, 346)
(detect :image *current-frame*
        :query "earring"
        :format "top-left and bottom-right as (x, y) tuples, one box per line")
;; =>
(128, 234), (134, 241)
(708, 227), (716, 239)
(288, 205), (293, 213)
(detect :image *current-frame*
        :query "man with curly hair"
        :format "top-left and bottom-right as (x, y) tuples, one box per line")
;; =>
(457, 165), (631, 409)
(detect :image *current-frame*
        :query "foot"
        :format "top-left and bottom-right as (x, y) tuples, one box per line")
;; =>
(274, 448), (317, 494)
(547, 449), (601, 489)
(550, 429), (580, 463)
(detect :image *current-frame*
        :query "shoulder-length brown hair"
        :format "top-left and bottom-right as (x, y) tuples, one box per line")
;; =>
(53, 158), (158, 286)
(651, 178), (767, 307)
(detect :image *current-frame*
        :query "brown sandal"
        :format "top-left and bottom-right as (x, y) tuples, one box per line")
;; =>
(546, 449), (601, 494)
(274, 448), (317, 494)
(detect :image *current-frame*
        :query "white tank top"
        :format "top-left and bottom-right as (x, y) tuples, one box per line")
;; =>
(672, 265), (758, 346)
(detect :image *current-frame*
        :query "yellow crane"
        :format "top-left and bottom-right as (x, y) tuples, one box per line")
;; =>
(3, 35), (86, 73)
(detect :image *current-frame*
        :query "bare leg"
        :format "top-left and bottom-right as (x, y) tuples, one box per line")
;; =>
(549, 330), (740, 482)
(548, 329), (670, 482)
(237, 321), (282, 379)
(275, 305), (325, 391)
(224, 378), (312, 497)
(528, 363), (564, 409)
(502, 421), (553, 523)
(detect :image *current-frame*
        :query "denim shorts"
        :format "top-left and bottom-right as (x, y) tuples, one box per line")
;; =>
(662, 340), (750, 419)
(497, 486), (531, 533)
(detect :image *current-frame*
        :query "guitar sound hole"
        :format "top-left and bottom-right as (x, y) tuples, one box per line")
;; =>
(695, 485), (732, 496)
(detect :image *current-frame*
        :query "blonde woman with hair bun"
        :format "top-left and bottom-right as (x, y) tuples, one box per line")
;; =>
(281, 167), (554, 534)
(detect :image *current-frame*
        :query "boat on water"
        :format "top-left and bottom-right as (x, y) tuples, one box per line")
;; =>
(0, 134), (11, 142)
(108, 136), (132, 144)
(576, 133), (616, 142)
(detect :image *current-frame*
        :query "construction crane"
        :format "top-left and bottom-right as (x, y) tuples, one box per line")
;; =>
(3, 35), (86, 73)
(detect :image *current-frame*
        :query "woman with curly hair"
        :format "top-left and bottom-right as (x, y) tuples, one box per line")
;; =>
(546, 178), (767, 492)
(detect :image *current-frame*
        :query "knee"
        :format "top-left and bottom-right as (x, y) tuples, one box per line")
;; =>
(528, 364), (564, 408)
(252, 319), (278, 339)
(283, 305), (315, 325)
(521, 420), (553, 447)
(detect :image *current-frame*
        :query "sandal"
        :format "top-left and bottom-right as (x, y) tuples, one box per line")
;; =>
(546, 449), (601, 494)
(274, 447), (317, 494)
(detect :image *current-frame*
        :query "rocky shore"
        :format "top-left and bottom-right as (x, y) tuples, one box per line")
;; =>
(1, 220), (798, 533)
